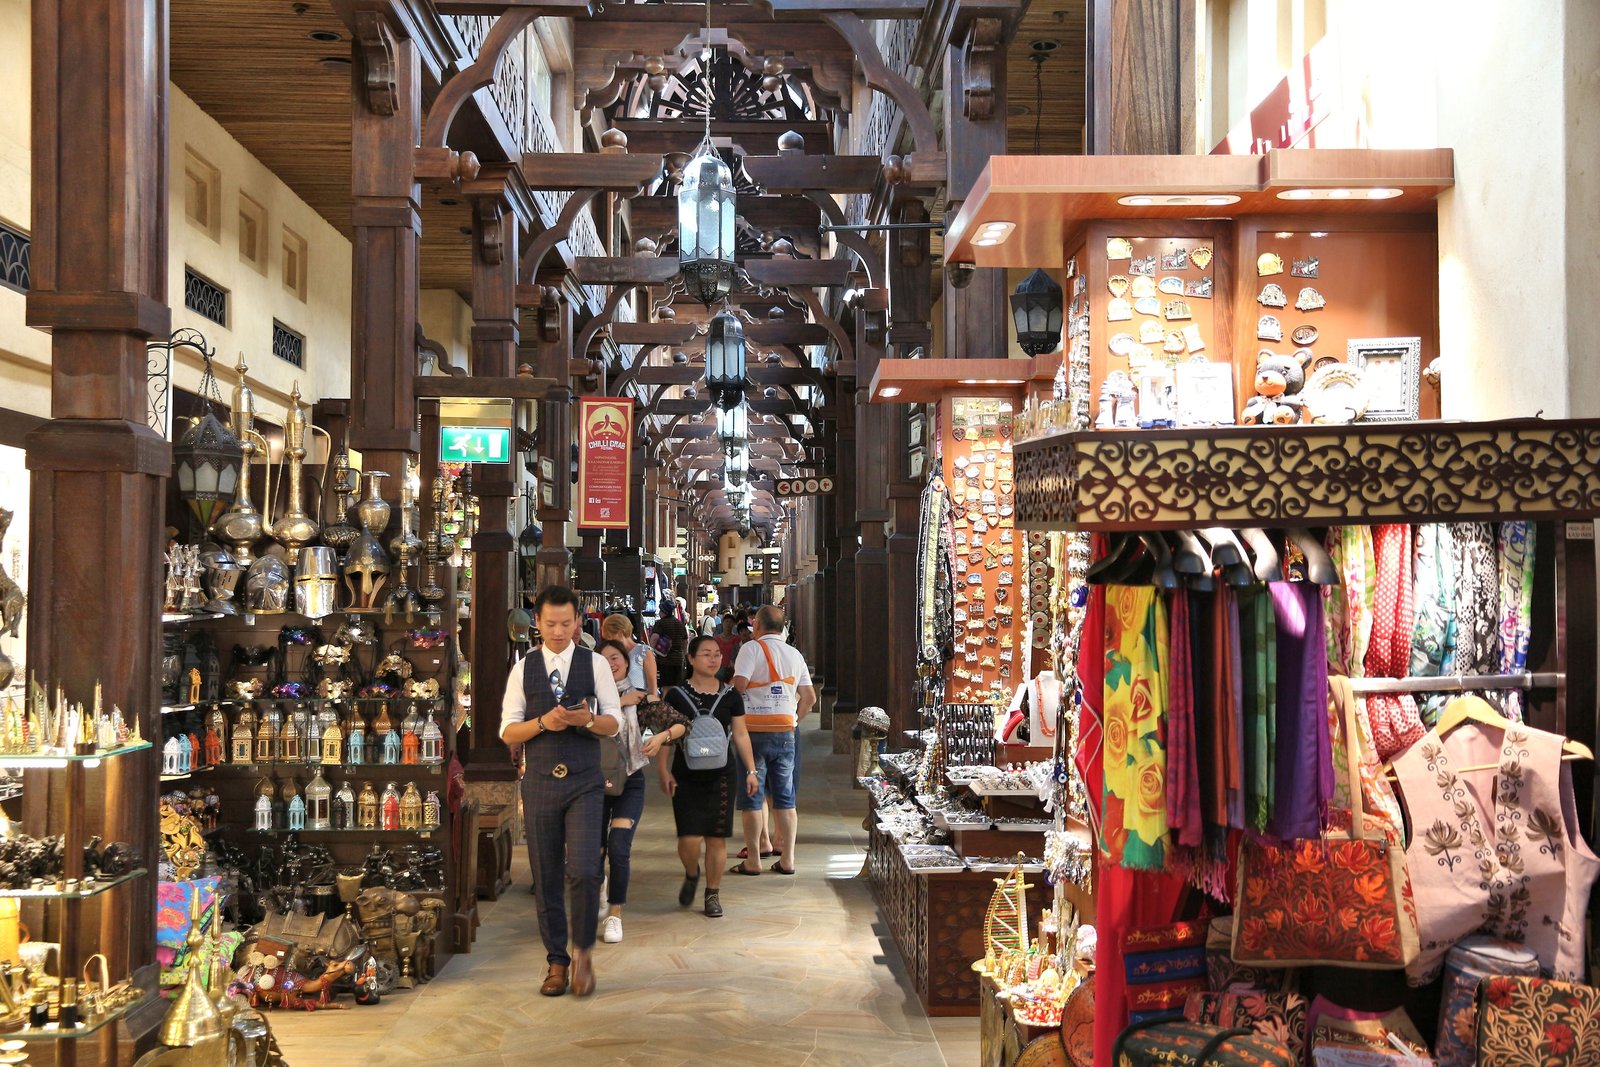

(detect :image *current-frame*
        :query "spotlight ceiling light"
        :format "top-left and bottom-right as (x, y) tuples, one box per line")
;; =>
(1276, 186), (1402, 201)
(974, 220), (1016, 247)
(1116, 193), (1240, 207)
(878, 386), (902, 399)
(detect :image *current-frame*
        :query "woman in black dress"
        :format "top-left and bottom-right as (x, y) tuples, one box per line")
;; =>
(652, 636), (758, 917)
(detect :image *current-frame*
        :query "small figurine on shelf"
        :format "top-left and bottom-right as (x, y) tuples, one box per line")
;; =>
(420, 714), (443, 764)
(254, 707), (277, 764)
(286, 793), (306, 832)
(380, 782), (401, 830)
(357, 781), (378, 829)
(162, 736), (181, 776)
(333, 781), (355, 829)
(320, 716), (343, 765)
(230, 713), (253, 764)
(204, 708), (224, 766)
(381, 729), (401, 766)
(278, 712), (301, 763)
(399, 782), (422, 830)
(306, 768), (331, 830)
(253, 794), (272, 832)
(177, 733), (193, 774)
(422, 789), (441, 830)
(292, 704), (315, 762)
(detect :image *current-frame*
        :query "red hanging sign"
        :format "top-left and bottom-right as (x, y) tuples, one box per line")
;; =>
(576, 397), (633, 529)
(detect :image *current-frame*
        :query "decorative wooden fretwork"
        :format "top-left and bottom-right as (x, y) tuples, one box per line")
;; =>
(1013, 419), (1600, 532)
(640, 51), (812, 124)
(0, 221), (30, 293)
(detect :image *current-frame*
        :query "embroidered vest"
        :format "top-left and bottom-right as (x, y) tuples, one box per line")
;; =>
(521, 646), (602, 781)
(1393, 721), (1598, 981)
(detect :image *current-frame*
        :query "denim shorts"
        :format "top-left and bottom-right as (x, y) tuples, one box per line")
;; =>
(739, 730), (797, 810)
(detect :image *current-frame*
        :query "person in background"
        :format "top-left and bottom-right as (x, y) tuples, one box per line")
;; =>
(500, 586), (623, 997)
(595, 639), (649, 945)
(601, 613), (660, 706)
(653, 636), (758, 917)
(729, 604), (815, 876)
(651, 604), (689, 686)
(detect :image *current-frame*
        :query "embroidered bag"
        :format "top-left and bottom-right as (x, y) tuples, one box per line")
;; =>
(1433, 937), (1538, 1067)
(1474, 975), (1600, 1066)
(1307, 997), (1429, 1061)
(1206, 917), (1298, 994)
(1232, 677), (1419, 970)
(1184, 991), (1309, 1064)
(1113, 1017), (1295, 1067)
(678, 686), (731, 771)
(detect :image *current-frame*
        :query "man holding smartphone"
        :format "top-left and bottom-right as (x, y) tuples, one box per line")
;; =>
(501, 585), (622, 997)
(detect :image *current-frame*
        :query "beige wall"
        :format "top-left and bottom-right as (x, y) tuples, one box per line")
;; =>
(167, 87), (352, 433)
(0, 0), (51, 418)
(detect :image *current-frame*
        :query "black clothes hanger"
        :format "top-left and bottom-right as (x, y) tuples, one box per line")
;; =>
(1240, 528), (1282, 583)
(1137, 534), (1181, 590)
(1170, 530), (1212, 576)
(1199, 529), (1255, 588)
(1086, 534), (1138, 584)
(1286, 527), (1340, 585)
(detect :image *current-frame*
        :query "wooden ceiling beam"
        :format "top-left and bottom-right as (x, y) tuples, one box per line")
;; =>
(573, 256), (679, 285)
(518, 153), (664, 193)
(742, 258), (849, 287)
(633, 366), (824, 387)
(742, 155), (883, 193)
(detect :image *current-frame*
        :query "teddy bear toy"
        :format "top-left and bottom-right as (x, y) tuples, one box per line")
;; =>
(1241, 350), (1309, 424)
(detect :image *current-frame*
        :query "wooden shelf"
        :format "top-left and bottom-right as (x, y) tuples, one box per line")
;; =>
(1013, 417), (1600, 532)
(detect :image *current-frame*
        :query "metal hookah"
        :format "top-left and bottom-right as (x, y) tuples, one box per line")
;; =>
(343, 470), (391, 611)
(270, 382), (320, 559)
(212, 354), (272, 565)
(320, 446), (361, 559)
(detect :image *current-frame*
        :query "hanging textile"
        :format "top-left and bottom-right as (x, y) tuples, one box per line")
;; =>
(1450, 522), (1500, 676)
(1497, 522), (1536, 721)
(1238, 586), (1277, 832)
(1363, 524), (1425, 760)
(1410, 523), (1456, 680)
(1093, 863), (1189, 1067)
(1203, 589), (1247, 830)
(1325, 526), (1376, 677)
(1102, 584), (1170, 870)
(1269, 581), (1332, 839)
(1075, 579), (1107, 847)
(1166, 590), (1202, 848)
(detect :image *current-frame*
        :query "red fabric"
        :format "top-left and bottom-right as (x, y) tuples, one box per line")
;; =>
(1167, 590), (1202, 847)
(1095, 863), (1189, 1067)
(1076, 581), (1106, 845)
(1362, 525), (1424, 759)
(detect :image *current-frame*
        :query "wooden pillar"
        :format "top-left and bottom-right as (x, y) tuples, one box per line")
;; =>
(851, 288), (892, 718)
(942, 18), (1009, 358)
(532, 295), (573, 591)
(885, 197), (934, 739)
(1088, 0), (1195, 155)
(25, 0), (169, 1034)
(831, 395), (858, 719)
(464, 167), (521, 770)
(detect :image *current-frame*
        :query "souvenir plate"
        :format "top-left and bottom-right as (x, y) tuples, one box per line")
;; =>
(1295, 287), (1327, 311)
(1190, 247), (1213, 269)
(1258, 283), (1288, 307)
(1291, 324), (1319, 345)
(1257, 252), (1284, 276)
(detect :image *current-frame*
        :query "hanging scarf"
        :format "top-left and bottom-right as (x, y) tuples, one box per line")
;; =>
(1451, 522), (1499, 675)
(1102, 584), (1170, 870)
(1410, 524), (1456, 679)
(1324, 526), (1376, 676)
(1165, 590), (1202, 848)
(1238, 586), (1277, 832)
(1076, 581), (1107, 847)
(1363, 524), (1425, 760)
(1270, 581), (1331, 839)
(915, 476), (955, 667)
(1497, 522), (1535, 721)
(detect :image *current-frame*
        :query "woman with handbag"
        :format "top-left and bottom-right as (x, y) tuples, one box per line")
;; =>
(654, 636), (758, 918)
(595, 640), (649, 944)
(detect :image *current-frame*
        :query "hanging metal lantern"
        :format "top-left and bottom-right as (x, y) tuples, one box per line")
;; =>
(1010, 267), (1064, 357)
(677, 141), (736, 305)
(173, 354), (243, 529)
(705, 309), (746, 411)
(716, 403), (747, 447)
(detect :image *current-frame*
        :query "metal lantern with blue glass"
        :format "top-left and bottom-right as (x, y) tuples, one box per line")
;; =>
(1010, 267), (1064, 357)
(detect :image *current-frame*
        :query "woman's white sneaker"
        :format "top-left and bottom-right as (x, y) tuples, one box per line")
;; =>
(600, 915), (623, 943)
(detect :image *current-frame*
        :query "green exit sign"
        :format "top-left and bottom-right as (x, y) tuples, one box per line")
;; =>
(440, 425), (511, 464)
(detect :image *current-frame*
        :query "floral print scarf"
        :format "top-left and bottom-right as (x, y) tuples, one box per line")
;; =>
(1102, 584), (1170, 871)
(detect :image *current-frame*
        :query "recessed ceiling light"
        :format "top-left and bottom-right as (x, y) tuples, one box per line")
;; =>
(1204, 196), (1235, 206)
(1276, 231), (1294, 239)
(1279, 188), (1318, 200)
(1367, 187), (1402, 199)
(1125, 196), (1153, 206)
(1116, 193), (1238, 207)
(878, 386), (902, 398)
(439, 198), (461, 207)
(308, 30), (343, 43)
(1329, 188), (1352, 199)
(317, 56), (352, 71)
(1276, 186), (1403, 201)
(975, 237), (1003, 247)
(1310, 231), (1329, 238)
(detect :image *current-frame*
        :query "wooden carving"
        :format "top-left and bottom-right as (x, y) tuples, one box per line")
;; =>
(474, 200), (504, 266)
(354, 11), (398, 117)
(961, 18), (1004, 122)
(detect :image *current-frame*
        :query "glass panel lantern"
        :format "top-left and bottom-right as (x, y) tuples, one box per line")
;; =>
(173, 409), (243, 529)
(677, 143), (735, 306)
(706, 310), (746, 411)
(715, 403), (747, 448)
(1009, 267), (1064, 357)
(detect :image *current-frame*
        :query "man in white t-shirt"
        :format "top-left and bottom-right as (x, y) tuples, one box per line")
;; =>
(728, 604), (815, 875)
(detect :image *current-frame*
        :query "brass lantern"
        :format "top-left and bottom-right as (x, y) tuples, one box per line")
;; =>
(677, 141), (735, 306)
(705, 310), (746, 411)
(1010, 268), (1065, 357)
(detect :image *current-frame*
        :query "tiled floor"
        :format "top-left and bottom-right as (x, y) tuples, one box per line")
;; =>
(269, 717), (980, 1067)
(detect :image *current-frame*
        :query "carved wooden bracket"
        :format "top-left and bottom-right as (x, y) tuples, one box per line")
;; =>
(354, 10), (399, 117)
(519, 188), (604, 287)
(422, 9), (539, 149)
(475, 199), (505, 265)
(821, 12), (939, 158)
(961, 18), (1004, 122)
(414, 146), (481, 184)
(538, 287), (562, 343)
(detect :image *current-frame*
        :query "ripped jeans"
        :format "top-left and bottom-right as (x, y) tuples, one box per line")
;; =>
(601, 769), (647, 905)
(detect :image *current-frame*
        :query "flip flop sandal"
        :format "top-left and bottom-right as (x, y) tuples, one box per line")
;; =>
(728, 864), (763, 876)
(769, 861), (797, 876)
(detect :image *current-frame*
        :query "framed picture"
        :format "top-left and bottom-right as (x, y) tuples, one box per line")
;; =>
(1349, 337), (1421, 421)
(1175, 359), (1236, 426)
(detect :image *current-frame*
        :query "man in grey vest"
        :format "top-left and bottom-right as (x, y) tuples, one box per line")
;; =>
(501, 585), (622, 997)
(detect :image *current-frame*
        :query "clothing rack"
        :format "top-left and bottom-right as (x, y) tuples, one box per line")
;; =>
(1345, 672), (1562, 695)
